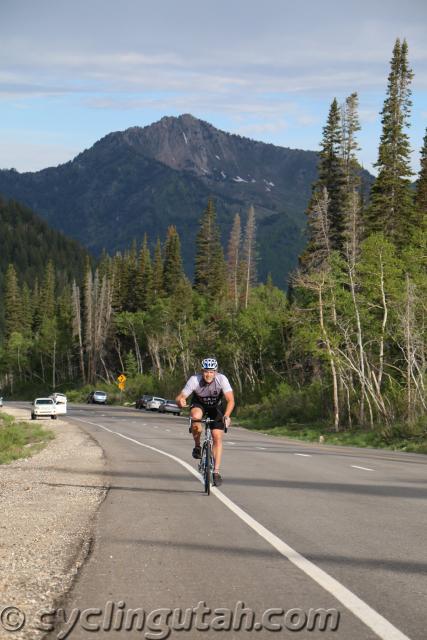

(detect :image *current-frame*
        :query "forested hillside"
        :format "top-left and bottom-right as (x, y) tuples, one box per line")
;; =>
(1, 40), (426, 448)
(0, 197), (89, 331)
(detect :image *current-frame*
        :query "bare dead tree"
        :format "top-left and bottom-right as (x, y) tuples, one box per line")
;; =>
(293, 268), (341, 431)
(242, 205), (257, 309)
(71, 281), (85, 383)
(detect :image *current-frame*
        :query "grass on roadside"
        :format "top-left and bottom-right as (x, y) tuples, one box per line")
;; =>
(237, 418), (427, 453)
(0, 412), (55, 464)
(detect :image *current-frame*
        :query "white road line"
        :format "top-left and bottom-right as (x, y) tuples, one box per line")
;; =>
(294, 453), (312, 457)
(351, 465), (374, 471)
(73, 417), (411, 640)
(227, 442), (236, 445)
(165, 429), (171, 432)
(256, 447), (267, 450)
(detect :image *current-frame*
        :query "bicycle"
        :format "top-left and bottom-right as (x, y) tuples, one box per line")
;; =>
(189, 417), (220, 495)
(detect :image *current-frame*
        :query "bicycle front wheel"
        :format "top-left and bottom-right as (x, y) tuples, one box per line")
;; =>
(204, 442), (211, 495)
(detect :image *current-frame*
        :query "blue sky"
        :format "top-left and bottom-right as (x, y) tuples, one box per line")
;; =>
(1, 0), (426, 174)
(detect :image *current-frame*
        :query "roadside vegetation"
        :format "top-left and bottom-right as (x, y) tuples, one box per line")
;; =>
(0, 412), (55, 464)
(1, 40), (426, 453)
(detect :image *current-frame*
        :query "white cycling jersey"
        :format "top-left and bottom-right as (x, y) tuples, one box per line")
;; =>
(181, 373), (233, 407)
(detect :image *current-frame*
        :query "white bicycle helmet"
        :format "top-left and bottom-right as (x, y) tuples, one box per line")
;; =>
(201, 357), (218, 370)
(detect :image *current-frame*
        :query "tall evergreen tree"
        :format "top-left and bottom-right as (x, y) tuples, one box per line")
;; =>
(4, 264), (22, 338)
(318, 98), (346, 250)
(415, 128), (427, 226)
(163, 226), (184, 295)
(227, 213), (242, 310)
(135, 235), (153, 309)
(194, 199), (227, 298)
(111, 252), (125, 312)
(341, 92), (361, 192)
(40, 261), (56, 321)
(341, 93), (363, 263)
(302, 99), (346, 263)
(21, 283), (33, 335)
(365, 39), (415, 246)
(123, 243), (138, 311)
(152, 238), (164, 297)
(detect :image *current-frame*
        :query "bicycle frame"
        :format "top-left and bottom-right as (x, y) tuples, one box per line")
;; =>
(189, 417), (215, 495)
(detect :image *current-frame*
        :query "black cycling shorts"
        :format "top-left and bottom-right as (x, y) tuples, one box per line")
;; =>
(190, 402), (224, 430)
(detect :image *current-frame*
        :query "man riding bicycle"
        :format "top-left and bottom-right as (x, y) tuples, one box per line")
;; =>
(176, 357), (235, 486)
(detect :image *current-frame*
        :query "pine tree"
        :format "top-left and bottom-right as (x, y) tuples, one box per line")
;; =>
(415, 128), (427, 225)
(21, 283), (33, 335)
(318, 98), (347, 250)
(40, 261), (56, 321)
(341, 93), (363, 264)
(32, 278), (42, 332)
(365, 39), (415, 247)
(4, 264), (22, 338)
(135, 235), (153, 309)
(163, 226), (185, 295)
(227, 213), (242, 310)
(152, 238), (164, 297)
(123, 242), (138, 311)
(111, 253), (125, 312)
(341, 92), (361, 192)
(303, 99), (346, 261)
(194, 199), (227, 298)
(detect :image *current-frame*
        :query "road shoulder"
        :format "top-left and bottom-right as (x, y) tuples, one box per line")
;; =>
(0, 406), (107, 640)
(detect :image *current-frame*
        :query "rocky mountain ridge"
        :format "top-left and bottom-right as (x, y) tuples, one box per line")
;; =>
(0, 114), (326, 285)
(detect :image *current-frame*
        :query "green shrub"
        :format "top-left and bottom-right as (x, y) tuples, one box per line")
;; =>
(239, 381), (327, 426)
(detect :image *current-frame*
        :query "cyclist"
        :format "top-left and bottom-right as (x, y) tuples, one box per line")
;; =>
(176, 357), (234, 486)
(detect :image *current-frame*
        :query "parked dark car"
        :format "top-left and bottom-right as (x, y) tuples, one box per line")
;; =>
(158, 399), (181, 416)
(87, 390), (107, 405)
(135, 394), (153, 409)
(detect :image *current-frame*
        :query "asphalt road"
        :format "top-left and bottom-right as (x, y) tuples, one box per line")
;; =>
(18, 403), (427, 639)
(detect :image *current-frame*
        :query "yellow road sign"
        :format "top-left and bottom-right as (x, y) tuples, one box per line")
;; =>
(117, 374), (126, 383)
(118, 381), (126, 391)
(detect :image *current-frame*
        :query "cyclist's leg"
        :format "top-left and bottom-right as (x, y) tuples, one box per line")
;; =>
(190, 405), (203, 448)
(211, 426), (224, 472)
(211, 406), (225, 472)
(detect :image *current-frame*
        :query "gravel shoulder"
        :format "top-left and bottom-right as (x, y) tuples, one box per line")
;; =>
(0, 406), (107, 640)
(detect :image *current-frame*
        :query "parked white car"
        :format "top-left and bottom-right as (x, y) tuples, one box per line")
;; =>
(0, 396), (3, 408)
(50, 392), (67, 415)
(31, 398), (57, 420)
(146, 396), (166, 411)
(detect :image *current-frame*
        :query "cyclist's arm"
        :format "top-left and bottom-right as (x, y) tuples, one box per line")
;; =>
(176, 376), (197, 408)
(223, 390), (235, 426)
(176, 392), (188, 408)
